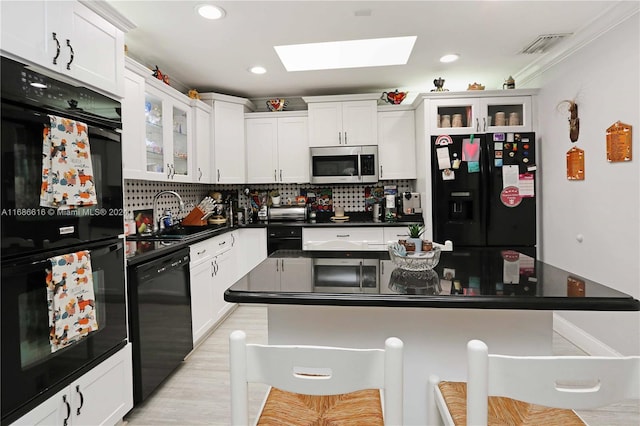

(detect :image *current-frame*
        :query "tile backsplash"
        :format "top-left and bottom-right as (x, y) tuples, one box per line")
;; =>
(124, 179), (415, 219)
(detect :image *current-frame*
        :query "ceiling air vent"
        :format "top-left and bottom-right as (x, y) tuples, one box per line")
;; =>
(519, 33), (572, 54)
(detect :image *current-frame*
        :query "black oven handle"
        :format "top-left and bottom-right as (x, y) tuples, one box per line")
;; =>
(2, 98), (122, 132)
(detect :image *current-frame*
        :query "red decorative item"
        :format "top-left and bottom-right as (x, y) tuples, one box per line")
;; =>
(381, 89), (408, 105)
(152, 65), (170, 86)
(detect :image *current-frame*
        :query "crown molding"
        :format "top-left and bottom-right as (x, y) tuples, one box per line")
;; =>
(515, 1), (639, 86)
(79, 0), (136, 32)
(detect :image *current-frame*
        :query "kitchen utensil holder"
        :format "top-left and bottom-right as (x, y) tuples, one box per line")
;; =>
(181, 206), (207, 226)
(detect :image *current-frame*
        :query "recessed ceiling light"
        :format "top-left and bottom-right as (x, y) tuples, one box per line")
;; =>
(249, 66), (267, 75)
(440, 54), (460, 63)
(274, 36), (417, 72)
(196, 4), (225, 20)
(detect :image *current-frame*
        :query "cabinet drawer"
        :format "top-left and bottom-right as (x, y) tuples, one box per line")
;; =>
(302, 227), (383, 251)
(211, 232), (235, 256)
(190, 239), (213, 265)
(384, 227), (411, 243)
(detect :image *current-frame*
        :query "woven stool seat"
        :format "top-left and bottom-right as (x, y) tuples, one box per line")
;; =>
(438, 381), (585, 426)
(257, 388), (384, 425)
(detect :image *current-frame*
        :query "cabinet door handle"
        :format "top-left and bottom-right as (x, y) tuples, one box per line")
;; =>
(336, 234), (350, 238)
(66, 39), (74, 70)
(231, 233), (235, 246)
(75, 385), (84, 415)
(52, 33), (61, 65)
(344, 132), (348, 145)
(276, 259), (279, 272)
(274, 169), (277, 180)
(381, 261), (384, 275)
(167, 163), (171, 179)
(279, 169), (283, 181)
(211, 260), (215, 277)
(380, 165), (383, 178)
(338, 132), (342, 144)
(62, 395), (71, 426)
(281, 259), (285, 272)
(217, 169), (220, 181)
(198, 167), (203, 180)
(197, 248), (207, 255)
(476, 117), (480, 132)
(483, 117), (487, 132)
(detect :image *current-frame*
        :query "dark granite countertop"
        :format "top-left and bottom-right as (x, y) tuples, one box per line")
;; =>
(125, 214), (422, 265)
(225, 249), (640, 311)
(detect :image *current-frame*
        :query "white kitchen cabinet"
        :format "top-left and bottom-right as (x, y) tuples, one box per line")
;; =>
(189, 239), (215, 343)
(189, 232), (239, 344)
(0, 0), (125, 97)
(248, 257), (312, 291)
(302, 227), (384, 251)
(237, 227), (268, 276)
(480, 96), (534, 133)
(200, 93), (253, 184)
(143, 84), (193, 182)
(122, 68), (146, 180)
(378, 109), (416, 179)
(428, 90), (536, 135)
(245, 113), (309, 183)
(213, 101), (246, 183)
(12, 344), (133, 426)
(192, 100), (214, 183)
(383, 227), (411, 244)
(123, 58), (200, 182)
(307, 100), (378, 147)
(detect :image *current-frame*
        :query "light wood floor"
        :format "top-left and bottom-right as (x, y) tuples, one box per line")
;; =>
(124, 304), (639, 425)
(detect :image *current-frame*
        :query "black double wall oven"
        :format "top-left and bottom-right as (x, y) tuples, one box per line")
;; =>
(1, 56), (126, 424)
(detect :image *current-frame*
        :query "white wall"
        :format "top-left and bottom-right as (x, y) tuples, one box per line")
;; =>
(525, 13), (639, 355)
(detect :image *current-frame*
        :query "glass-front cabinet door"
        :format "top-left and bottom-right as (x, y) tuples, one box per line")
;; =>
(143, 86), (192, 181)
(429, 98), (479, 135)
(428, 93), (534, 135)
(480, 96), (533, 133)
(171, 105), (190, 180)
(145, 93), (165, 176)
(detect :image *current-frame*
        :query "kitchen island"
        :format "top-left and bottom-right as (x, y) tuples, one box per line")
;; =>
(225, 249), (639, 425)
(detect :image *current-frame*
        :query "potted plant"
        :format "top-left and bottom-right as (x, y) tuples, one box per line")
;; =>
(407, 224), (425, 253)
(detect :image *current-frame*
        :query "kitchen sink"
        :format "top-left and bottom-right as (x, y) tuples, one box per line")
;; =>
(129, 224), (229, 241)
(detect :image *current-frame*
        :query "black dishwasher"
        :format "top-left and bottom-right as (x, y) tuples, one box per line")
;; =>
(128, 247), (193, 404)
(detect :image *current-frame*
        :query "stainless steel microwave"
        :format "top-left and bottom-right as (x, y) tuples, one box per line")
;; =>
(310, 145), (378, 184)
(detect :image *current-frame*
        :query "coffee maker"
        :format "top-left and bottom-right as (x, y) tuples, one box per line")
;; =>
(401, 192), (422, 218)
(384, 194), (397, 221)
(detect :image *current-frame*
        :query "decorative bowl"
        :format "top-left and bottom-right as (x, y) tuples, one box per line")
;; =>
(266, 98), (287, 112)
(388, 244), (441, 271)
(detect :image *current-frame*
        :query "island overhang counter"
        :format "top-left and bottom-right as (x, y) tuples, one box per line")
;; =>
(225, 249), (639, 425)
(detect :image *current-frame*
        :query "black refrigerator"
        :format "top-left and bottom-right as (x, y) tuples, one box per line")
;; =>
(431, 132), (536, 249)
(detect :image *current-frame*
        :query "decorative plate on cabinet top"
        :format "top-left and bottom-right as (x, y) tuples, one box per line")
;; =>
(266, 98), (287, 111)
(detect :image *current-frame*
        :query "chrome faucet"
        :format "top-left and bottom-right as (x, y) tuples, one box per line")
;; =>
(152, 190), (185, 234)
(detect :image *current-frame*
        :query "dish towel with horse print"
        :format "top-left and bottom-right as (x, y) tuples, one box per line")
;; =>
(46, 250), (98, 353)
(40, 115), (97, 209)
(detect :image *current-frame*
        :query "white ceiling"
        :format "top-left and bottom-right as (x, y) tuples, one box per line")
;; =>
(107, 0), (618, 99)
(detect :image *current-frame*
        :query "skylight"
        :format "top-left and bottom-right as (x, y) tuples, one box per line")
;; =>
(274, 36), (417, 72)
